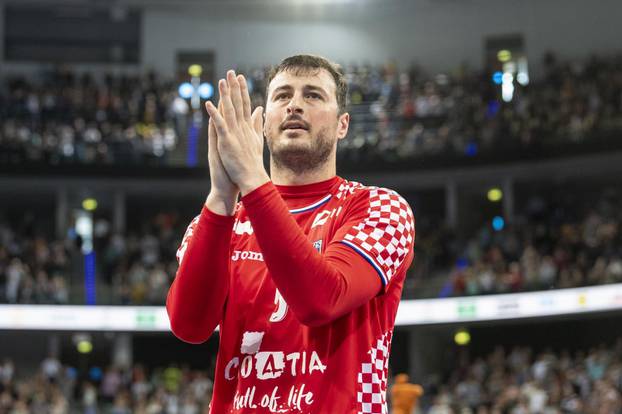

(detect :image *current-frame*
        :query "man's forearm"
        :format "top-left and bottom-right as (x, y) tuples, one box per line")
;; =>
(166, 207), (235, 343)
(241, 183), (381, 327)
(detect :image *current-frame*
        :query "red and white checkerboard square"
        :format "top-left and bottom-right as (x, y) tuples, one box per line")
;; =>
(356, 331), (392, 414)
(342, 188), (415, 286)
(335, 180), (364, 200)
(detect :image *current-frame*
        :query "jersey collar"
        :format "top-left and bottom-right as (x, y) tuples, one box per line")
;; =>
(274, 176), (343, 214)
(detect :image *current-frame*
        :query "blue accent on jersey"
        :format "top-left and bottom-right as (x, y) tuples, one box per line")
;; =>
(289, 194), (332, 214)
(340, 240), (388, 286)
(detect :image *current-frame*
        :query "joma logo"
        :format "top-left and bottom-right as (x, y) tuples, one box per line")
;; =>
(231, 250), (264, 262)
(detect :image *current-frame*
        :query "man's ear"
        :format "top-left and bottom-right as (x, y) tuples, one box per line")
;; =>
(336, 112), (350, 140)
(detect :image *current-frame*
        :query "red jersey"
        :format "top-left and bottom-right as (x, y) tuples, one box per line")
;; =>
(167, 176), (415, 413)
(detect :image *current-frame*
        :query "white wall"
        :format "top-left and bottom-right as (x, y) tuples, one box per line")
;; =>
(141, 0), (622, 77)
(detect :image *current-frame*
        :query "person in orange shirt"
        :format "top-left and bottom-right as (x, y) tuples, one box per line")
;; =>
(391, 373), (424, 414)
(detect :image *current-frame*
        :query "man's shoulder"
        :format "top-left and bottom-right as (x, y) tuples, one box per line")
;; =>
(334, 178), (410, 208)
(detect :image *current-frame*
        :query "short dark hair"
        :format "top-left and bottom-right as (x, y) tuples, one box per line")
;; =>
(266, 54), (348, 114)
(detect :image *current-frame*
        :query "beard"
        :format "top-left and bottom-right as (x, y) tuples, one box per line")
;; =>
(267, 126), (335, 175)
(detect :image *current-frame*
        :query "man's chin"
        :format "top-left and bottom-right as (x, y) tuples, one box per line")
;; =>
(273, 146), (313, 160)
(271, 147), (329, 174)
(282, 129), (309, 138)
(273, 139), (313, 152)
(267, 126), (334, 174)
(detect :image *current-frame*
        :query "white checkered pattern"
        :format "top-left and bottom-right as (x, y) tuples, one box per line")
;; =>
(342, 188), (414, 285)
(357, 331), (392, 414)
(335, 180), (364, 200)
(176, 215), (200, 265)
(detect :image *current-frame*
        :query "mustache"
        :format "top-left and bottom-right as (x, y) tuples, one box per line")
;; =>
(279, 115), (310, 131)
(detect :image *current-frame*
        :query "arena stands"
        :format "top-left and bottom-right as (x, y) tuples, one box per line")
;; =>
(0, 358), (213, 413)
(438, 187), (622, 297)
(0, 218), (71, 304)
(423, 340), (622, 413)
(0, 70), (179, 167)
(2, 183), (621, 304)
(1, 339), (621, 412)
(2, 53), (621, 170)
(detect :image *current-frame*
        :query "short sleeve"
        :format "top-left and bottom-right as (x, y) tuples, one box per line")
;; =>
(335, 188), (415, 286)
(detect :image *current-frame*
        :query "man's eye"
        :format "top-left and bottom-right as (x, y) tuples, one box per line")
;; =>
(275, 94), (289, 100)
(306, 93), (321, 99)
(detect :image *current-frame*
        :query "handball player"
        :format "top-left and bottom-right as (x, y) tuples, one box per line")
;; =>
(167, 55), (415, 413)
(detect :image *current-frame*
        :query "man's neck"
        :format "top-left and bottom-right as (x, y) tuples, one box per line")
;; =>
(269, 159), (336, 186)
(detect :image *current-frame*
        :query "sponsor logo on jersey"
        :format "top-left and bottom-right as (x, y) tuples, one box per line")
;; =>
(225, 335), (327, 411)
(225, 349), (326, 381)
(231, 250), (264, 262)
(234, 219), (254, 235)
(312, 240), (322, 253)
(310, 206), (342, 229)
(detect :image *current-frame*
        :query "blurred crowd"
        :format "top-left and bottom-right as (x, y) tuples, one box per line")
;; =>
(1, 340), (622, 413)
(0, 69), (179, 166)
(334, 52), (622, 164)
(98, 211), (186, 306)
(2, 52), (622, 168)
(242, 52), (622, 165)
(0, 217), (71, 305)
(442, 188), (622, 297)
(0, 357), (213, 413)
(424, 339), (622, 414)
(0, 210), (190, 306)
(2, 185), (622, 304)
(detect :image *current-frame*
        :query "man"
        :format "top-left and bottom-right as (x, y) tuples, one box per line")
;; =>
(167, 55), (415, 413)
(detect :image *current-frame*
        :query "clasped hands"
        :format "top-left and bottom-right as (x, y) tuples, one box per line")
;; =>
(204, 70), (271, 215)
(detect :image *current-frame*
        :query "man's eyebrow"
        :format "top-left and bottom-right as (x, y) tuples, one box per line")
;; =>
(304, 85), (328, 96)
(272, 85), (294, 94)
(271, 84), (329, 96)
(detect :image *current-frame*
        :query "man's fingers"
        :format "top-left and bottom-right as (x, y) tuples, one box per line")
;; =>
(226, 70), (245, 125)
(218, 78), (238, 131)
(206, 100), (228, 138)
(207, 117), (219, 163)
(208, 117), (217, 149)
(251, 106), (264, 138)
(238, 74), (252, 122)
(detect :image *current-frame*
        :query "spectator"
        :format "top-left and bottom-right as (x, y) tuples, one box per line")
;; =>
(390, 373), (424, 414)
(423, 340), (622, 413)
(2, 53), (622, 170)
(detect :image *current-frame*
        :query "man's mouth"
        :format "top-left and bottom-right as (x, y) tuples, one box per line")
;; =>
(281, 120), (309, 132)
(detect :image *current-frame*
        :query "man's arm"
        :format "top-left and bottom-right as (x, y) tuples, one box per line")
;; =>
(166, 206), (235, 343)
(242, 183), (415, 327)
(166, 106), (239, 344)
(204, 71), (414, 326)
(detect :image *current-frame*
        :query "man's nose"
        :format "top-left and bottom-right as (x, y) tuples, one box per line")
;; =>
(286, 95), (304, 115)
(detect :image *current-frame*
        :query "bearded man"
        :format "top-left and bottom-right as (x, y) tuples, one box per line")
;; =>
(167, 55), (415, 413)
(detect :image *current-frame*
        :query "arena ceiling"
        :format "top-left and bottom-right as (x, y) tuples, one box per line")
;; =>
(0, 0), (379, 5)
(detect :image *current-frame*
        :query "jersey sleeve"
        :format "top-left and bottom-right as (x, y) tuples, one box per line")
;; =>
(176, 215), (200, 266)
(333, 187), (415, 287)
(242, 183), (388, 326)
(166, 206), (235, 343)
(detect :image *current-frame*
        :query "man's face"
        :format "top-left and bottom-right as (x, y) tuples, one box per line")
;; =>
(264, 68), (349, 174)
